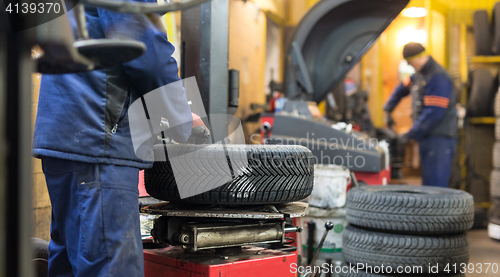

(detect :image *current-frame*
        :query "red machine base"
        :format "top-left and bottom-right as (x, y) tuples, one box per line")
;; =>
(144, 246), (296, 277)
(354, 167), (391, 186)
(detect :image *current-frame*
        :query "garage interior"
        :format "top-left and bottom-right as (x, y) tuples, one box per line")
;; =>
(2, 0), (500, 276)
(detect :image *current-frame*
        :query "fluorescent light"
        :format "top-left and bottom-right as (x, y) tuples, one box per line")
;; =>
(397, 27), (428, 46)
(402, 7), (427, 18)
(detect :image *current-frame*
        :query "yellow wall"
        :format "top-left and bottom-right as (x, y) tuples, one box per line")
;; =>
(253, 0), (286, 25)
(445, 0), (498, 25)
(285, 0), (309, 26)
(229, 0), (286, 136)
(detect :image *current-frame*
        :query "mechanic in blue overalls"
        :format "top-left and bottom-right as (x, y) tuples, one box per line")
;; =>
(32, 4), (207, 276)
(384, 42), (458, 187)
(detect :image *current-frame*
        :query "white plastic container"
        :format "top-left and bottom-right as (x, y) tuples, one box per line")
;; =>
(308, 165), (350, 209)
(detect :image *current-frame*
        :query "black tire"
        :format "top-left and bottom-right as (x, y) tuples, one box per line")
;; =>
(32, 238), (49, 277)
(491, 169), (500, 198)
(338, 263), (465, 277)
(468, 69), (495, 117)
(474, 10), (493, 55)
(493, 3), (500, 54)
(495, 91), (500, 117)
(342, 225), (469, 275)
(494, 142), (500, 169)
(145, 144), (314, 204)
(345, 185), (474, 234)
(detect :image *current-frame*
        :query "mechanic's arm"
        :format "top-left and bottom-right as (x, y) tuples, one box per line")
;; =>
(406, 75), (453, 141)
(97, 4), (193, 142)
(384, 76), (413, 112)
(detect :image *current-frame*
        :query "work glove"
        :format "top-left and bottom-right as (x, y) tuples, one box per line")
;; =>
(385, 111), (395, 128)
(186, 113), (210, 144)
(398, 133), (410, 145)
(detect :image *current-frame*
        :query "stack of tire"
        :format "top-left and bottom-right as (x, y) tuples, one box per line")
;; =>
(473, 3), (500, 56)
(469, 8), (498, 117)
(490, 92), (500, 241)
(471, 5), (500, 117)
(470, 8), (498, 116)
(468, 68), (496, 117)
(340, 185), (474, 277)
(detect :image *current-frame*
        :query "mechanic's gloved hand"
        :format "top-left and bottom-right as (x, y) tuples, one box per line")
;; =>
(385, 111), (395, 128)
(398, 133), (410, 145)
(186, 113), (210, 144)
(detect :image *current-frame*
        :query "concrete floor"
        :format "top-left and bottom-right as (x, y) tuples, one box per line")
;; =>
(467, 230), (500, 277)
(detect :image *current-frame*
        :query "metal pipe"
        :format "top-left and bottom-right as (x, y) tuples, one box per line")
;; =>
(309, 221), (333, 265)
(73, 4), (89, 40)
(82, 0), (208, 14)
(3, 9), (35, 277)
(182, 222), (284, 251)
(284, 225), (303, 233)
(194, 225), (282, 248)
(350, 172), (360, 187)
(0, 14), (7, 277)
(310, 221), (334, 277)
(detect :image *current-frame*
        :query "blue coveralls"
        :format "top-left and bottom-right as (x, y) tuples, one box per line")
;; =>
(385, 57), (457, 187)
(32, 1), (192, 276)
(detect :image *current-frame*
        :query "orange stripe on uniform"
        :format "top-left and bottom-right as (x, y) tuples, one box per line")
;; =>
(424, 99), (449, 105)
(424, 100), (449, 106)
(425, 102), (448, 108)
(424, 95), (449, 102)
(424, 95), (449, 108)
(424, 101), (449, 108)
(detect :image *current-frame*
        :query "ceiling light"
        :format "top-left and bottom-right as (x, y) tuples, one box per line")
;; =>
(402, 7), (427, 18)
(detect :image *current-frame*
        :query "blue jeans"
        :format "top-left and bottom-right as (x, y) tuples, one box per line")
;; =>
(419, 136), (457, 187)
(42, 157), (144, 277)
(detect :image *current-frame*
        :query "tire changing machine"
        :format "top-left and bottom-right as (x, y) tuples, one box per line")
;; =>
(140, 0), (409, 276)
(141, 201), (307, 277)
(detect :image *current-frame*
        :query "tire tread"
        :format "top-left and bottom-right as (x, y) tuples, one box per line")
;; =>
(145, 144), (314, 204)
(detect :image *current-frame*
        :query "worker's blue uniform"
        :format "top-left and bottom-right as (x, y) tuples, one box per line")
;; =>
(32, 1), (192, 276)
(42, 158), (142, 277)
(385, 57), (458, 187)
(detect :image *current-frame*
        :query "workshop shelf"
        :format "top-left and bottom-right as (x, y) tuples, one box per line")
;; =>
(470, 56), (500, 63)
(468, 117), (496, 124)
